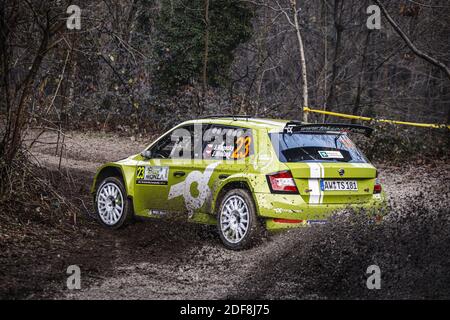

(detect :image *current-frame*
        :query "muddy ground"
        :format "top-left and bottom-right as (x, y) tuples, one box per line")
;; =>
(1, 130), (449, 299)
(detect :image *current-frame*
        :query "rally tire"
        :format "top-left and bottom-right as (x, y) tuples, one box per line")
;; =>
(95, 177), (132, 229)
(217, 189), (262, 250)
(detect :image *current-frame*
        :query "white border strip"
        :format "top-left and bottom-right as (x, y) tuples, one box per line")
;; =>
(307, 163), (324, 204)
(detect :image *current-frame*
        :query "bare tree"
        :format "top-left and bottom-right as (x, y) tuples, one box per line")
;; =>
(245, 0), (310, 120)
(0, 1), (66, 166)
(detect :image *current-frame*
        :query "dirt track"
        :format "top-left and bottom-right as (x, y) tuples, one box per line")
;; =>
(26, 130), (450, 300)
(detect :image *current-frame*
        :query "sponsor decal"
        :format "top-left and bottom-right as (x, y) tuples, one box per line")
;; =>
(340, 135), (356, 149)
(203, 143), (214, 158)
(168, 162), (220, 217)
(211, 143), (234, 159)
(136, 166), (169, 185)
(148, 209), (168, 216)
(202, 136), (253, 160)
(307, 220), (327, 225)
(318, 150), (344, 159)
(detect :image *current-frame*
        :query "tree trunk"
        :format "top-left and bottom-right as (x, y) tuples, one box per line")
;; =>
(201, 0), (210, 113)
(290, 0), (309, 122)
(351, 30), (371, 122)
(325, 0), (343, 119)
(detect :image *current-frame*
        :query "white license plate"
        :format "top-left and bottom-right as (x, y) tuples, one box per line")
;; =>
(320, 180), (358, 191)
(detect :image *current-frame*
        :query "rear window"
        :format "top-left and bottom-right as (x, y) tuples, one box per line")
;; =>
(269, 132), (368, 163)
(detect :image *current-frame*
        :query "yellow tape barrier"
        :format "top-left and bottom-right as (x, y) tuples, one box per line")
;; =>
(303, 107), (450, 130)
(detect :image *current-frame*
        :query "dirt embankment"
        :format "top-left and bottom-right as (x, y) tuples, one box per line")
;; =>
(1, 130), (448, 299)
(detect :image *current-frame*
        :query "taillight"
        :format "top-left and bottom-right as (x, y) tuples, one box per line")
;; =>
(374, 178), (382, 194)
(267, 171), (298, 194)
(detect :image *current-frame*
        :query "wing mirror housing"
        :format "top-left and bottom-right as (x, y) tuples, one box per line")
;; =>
(141, 150), (152, 159)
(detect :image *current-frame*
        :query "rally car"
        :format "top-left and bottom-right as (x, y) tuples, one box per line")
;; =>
(92, 116), (385, 250)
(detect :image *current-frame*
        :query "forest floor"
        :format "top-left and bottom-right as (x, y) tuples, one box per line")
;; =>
(1, 130), (449, 299)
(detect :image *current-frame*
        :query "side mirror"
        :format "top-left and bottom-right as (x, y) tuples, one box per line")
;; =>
(141, 150), (152, 159)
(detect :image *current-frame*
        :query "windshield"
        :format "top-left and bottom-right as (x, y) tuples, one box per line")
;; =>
(269, 132), (368, 163)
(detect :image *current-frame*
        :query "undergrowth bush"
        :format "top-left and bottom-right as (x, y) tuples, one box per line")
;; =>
(0, 150), (77, 226)
(354, 123), (449, 164)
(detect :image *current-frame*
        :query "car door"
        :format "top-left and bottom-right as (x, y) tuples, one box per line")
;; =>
(195, 124), (255, 214)
(133, 124), (203, 217)
(165, 123), (244, 217)
(165, 123), (209, 214)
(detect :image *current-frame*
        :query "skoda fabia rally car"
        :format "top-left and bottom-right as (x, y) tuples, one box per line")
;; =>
(92, 116), (385, 249)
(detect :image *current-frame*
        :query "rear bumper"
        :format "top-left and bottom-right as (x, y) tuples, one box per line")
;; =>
(254, 192), (386, 231)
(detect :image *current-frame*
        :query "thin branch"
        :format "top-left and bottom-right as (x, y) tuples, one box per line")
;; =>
(374, 0), (450, 81)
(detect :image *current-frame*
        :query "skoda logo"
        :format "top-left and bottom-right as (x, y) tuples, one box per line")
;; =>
(338, 169), (345, 176)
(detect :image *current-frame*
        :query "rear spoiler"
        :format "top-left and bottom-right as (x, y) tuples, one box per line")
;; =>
(284, 123), (374, 137)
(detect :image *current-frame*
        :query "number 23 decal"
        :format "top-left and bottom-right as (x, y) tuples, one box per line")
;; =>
(232, 136), (252, 159)
(136, 166), (145, 179)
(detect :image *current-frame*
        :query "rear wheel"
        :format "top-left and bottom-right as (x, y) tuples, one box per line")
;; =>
(95, 177), (132, 229)
(217, 189), (262, 250)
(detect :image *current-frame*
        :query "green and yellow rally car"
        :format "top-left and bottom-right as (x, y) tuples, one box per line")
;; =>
(92, 116), (385, 249)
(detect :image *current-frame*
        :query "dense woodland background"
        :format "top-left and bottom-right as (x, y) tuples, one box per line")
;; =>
(0, 0), (449, 174)
(0, 0), (449, 299)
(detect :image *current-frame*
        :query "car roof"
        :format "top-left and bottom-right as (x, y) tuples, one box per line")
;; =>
(179, 117), (292, 130)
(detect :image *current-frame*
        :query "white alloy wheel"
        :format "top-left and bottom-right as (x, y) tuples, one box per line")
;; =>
(97, 182), (124, 226)
(220, 195), (250, 244)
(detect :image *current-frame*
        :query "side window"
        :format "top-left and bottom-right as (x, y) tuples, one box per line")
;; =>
(149, 133), (175, 159)
(150, 125), (194, 159)
(202, 126), (253, 160)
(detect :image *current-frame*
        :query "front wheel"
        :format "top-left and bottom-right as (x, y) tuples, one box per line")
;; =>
(217, 189), (262, 250)
(95, 177), (132, 229)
